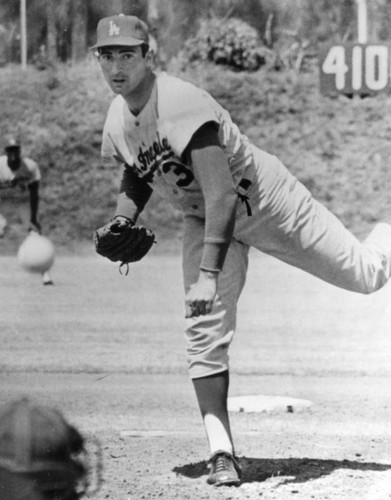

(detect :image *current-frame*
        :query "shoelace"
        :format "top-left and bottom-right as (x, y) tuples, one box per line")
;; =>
(213, 454), (232, 473)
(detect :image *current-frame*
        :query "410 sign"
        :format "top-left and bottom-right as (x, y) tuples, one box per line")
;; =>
(320, 44), (390, 96)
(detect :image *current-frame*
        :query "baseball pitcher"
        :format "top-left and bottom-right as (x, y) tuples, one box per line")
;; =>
(92, 14), (391, 487)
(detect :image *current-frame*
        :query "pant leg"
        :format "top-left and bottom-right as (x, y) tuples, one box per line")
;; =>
(182, 215), (249, 379)
(235, 151), (391, 294)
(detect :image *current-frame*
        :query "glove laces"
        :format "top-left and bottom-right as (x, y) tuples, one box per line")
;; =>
(119, 262), (130, 275)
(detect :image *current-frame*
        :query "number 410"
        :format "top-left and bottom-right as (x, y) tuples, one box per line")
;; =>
(322, 45), (389, 92)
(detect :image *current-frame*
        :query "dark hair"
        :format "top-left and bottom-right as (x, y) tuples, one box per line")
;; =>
(141, 44), (149, 57)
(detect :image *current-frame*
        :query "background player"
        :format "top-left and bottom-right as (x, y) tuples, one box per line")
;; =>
(0, 138), (53, 285)
(0, 397), (89, 500)
(92, 14), (391, 487)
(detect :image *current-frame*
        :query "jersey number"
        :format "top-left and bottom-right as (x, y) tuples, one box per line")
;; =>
(161, 159), (194, 187)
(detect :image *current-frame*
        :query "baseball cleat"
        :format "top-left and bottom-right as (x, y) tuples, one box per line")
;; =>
(206, 450), (241, 487)
(42, 271), (54, 285)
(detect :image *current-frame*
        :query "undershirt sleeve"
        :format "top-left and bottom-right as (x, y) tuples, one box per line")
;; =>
(183, 122), (237, 272)
(115, 164), (153, 222)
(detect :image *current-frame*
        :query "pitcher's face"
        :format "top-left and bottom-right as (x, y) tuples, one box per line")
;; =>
(98, 46), (151, 99)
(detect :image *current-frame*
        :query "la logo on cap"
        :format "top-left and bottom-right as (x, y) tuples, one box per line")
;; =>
(109, 20), (120, 36)
(92, 14), (149, 49)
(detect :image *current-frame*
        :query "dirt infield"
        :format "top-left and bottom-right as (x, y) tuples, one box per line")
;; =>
(1, 250), (391, 499)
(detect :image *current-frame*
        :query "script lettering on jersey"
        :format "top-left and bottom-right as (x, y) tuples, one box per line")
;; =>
(137, 132), (170, 171)
(137, 132), (194, 187)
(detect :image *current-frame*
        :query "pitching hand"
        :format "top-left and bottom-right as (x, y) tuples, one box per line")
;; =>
(185, 270), (218, 318)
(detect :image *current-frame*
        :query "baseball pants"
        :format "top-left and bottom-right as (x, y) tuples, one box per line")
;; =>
(182, 149), (391, 379)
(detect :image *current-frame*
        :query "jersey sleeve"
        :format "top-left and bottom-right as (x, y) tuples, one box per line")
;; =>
(159, 77), (220, 157)
(101, 120), (126, 163)
(23, 159), (41, 183)
(101, 131), (116, 161)
(0, 156), (14, 185)
(101, 96), (134, 166)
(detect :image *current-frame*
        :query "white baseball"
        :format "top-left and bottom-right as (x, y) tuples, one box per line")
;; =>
(17, 232), (55, 274)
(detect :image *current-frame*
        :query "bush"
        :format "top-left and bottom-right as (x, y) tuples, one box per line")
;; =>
(178, 17), (270, 71)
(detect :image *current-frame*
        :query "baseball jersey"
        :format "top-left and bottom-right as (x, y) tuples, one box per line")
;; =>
(101, 72), (256, 216)
(0, 156), (41, 190)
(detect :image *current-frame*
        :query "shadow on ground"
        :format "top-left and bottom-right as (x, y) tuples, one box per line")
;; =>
(173, 457), (391, 485)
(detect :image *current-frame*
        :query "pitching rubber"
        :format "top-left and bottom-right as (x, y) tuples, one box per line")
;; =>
(227, 395), (313, 413)
(17, 232), (55, 274)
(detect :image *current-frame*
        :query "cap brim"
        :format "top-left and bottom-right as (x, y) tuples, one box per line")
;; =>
(91, 37), (144, 50)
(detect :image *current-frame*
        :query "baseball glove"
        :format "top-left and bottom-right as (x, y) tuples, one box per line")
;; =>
(93, 217), (155, 271)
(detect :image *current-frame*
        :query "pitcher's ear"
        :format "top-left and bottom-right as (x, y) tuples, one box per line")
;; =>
(145, 49), (156, 67)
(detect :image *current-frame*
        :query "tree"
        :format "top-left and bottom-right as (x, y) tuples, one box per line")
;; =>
(46, 0), (57, 64)
(147, 0), (202, 60)
(71, 0), (87, 62)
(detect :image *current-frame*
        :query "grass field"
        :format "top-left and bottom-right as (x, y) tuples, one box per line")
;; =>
(1, 248), (391, 499)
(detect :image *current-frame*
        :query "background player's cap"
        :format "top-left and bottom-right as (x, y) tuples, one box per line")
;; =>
(0, 397), (83, 471)
(92, 14), (149, 49)
(4, 138), (21, 151)
(0, 397), (85, 479)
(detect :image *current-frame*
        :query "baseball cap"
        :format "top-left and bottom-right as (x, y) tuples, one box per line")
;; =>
(92, 14), (149, 49)
(0, 397), (85, 488)
(4, 138), (21, 151)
